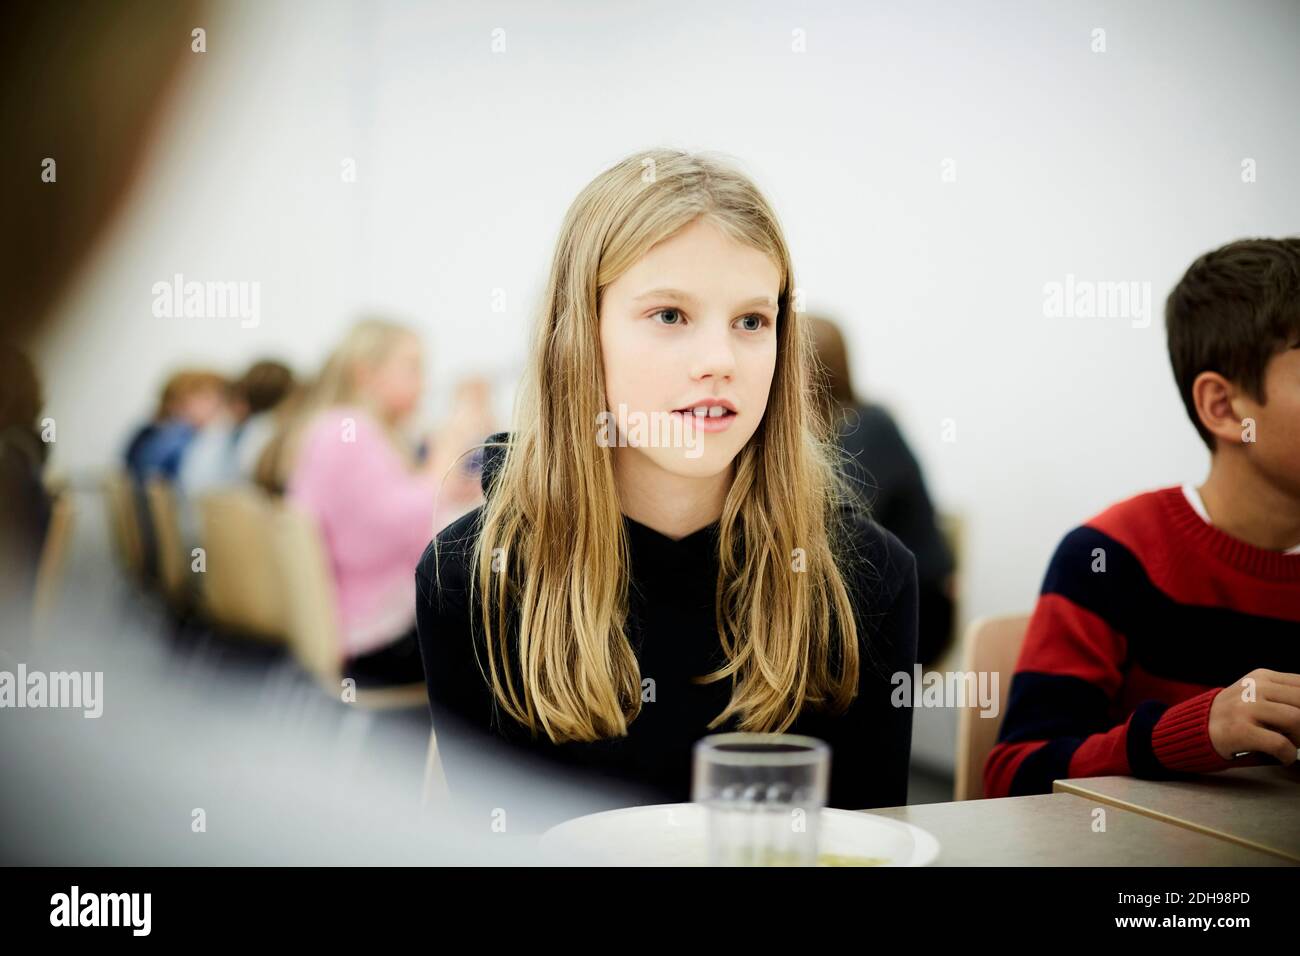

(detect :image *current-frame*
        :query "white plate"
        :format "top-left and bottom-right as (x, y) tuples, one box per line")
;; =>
(540, 803), (940, 866)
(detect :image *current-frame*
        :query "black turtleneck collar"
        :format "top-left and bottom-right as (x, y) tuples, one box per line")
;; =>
(622, 512), (720, 578)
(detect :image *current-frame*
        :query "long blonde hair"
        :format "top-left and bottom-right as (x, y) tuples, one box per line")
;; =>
(259, 317), (418, 491)
(459, 149), (872, 743)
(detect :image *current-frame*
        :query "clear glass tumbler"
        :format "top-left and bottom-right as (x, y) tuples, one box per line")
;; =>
(691, 733), (831, 866)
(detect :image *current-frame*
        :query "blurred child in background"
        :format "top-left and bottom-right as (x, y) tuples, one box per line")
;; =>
(124, 369), (227, 483)
(179, 359), (295, 495)
(810, 316), (957, 667)
(122, 368), (226, 579)
(276, 318), (492, 686)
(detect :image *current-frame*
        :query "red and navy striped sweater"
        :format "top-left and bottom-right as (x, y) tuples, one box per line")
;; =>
(984, 486), (1300, 799)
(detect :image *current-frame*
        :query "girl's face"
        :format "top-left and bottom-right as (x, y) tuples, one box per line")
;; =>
(598, 216), (780, 480)
(356, 333), (424, 424)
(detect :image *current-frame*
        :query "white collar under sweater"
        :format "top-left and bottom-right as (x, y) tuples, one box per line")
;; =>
(1182, 483), (1300, 555)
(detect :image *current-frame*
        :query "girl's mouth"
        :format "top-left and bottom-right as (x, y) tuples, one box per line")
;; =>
(670, 406), (737, 433)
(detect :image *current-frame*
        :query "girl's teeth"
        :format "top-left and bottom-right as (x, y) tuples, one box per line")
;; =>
(708, 406), (725, 418)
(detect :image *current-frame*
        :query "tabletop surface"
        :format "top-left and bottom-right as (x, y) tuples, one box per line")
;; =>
(864, 792), (1294, 866)
(1053, 765), (1300, 863)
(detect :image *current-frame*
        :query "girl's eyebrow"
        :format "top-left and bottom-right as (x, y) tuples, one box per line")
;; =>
(632, 287), (778, 310)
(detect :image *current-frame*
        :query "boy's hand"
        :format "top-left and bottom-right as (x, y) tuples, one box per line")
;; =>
(1208, 669), (1300, 763)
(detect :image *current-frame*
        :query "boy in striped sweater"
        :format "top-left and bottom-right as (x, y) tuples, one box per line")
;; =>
(985, 238), (1300, 798)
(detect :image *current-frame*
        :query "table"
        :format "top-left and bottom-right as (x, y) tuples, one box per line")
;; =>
(1054, 765), (1300, 864)
(864, 793), (1293, 866)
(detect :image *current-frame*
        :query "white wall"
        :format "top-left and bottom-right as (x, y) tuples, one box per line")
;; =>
(36, 0), (1300, 635)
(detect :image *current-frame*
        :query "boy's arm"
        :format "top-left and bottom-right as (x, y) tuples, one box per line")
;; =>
(983, 527), (1233, 799)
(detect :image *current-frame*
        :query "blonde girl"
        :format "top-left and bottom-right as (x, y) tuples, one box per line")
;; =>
(416, 150), (917, 810)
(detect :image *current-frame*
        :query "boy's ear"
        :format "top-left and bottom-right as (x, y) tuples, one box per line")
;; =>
(1191, 370), (1248, 449)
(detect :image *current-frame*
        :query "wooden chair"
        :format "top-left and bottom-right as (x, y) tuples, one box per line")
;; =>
(32, 489), (76, 641)
(269, 501), (427, 709)
(195, 488), (288, 643)
(144, 478), (190, 611)
(953, 613), (1030, 801)
(103, 469), (145, 581)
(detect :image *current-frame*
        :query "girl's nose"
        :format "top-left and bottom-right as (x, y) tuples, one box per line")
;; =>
(690, 322), (737, 381)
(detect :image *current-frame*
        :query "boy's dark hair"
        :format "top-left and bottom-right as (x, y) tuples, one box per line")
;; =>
(234, 360), (295, 415)
(1166, 237), (1300, 450)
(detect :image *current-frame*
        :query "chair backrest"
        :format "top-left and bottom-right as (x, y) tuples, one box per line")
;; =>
(953, 613), (1030, 801)
(32, 489), (77, 640)
(196, 488), (288, 642)
(145, 478), (187, 606)
(103, 469), (144, 580)
(270, 502), (344, 687)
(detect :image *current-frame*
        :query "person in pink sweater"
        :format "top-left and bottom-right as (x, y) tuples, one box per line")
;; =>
(284, 318), (491, 685)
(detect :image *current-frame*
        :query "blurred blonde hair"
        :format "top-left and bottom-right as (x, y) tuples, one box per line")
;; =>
(453, 149), (871, 744)
(258, 318), (419, 491)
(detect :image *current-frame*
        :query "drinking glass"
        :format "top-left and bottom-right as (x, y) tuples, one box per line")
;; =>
(691, 733), (830, 866)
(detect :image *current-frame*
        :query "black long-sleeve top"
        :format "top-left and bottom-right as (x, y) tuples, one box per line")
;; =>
(414, 434), (918, 822)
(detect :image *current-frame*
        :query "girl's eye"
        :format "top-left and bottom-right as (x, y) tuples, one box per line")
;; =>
(651, 309), (769, 330)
